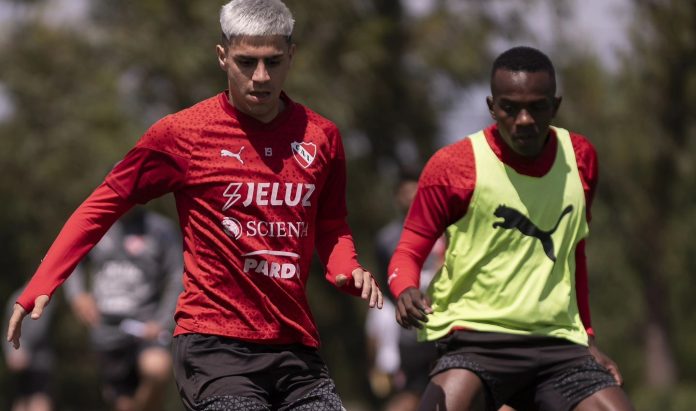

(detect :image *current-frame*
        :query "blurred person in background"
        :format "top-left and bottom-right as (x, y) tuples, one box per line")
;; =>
(64, 207), (182, 411)
(3, 287), (55, 411)
(7, 0), (383, 410)
(366, 168), (442, 411)
(388, 46), (635, 411)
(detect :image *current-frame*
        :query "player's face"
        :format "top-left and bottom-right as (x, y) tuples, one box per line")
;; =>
(217, 35), (295, 123)
(487, 69), (561, 157)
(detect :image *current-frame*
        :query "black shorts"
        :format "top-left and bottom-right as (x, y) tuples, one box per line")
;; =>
(172, 334), (344, 411)
(96, 336), (169, 402)
(431, 331), (619, 411)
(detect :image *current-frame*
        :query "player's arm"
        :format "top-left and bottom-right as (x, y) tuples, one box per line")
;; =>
(314, 126), (381, 308)
(571, 132), (599, 336)
(7, 183), (135, 348)
(389, 143), (475, 329)
(315, 218), (381, 308)
(571, 133), (623, 382)
(389, 228), (439, 329)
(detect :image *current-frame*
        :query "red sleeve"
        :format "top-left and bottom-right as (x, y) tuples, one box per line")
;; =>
(105, 116), (190, 203)
(316, 126), (349, 221)
(314, 126), (362, 296)
(388, 228), (439, 298)
(389, 139), (475, 298)
(571, 132), (598, 335)
(106, 147), (188, 204)
(17, 183), (134, 311)
(575, 240), (593, 336)
(315, 218), (363, 296)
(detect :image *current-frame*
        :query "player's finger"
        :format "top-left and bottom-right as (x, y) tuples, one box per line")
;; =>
(374, 284), (384, 309)
(609, 364), (623, 385)
(406, 312), (425, 329)
(7, 305), (26, 349)
(410, 295), (431, 317)
(31, 295), (50, 320)
(352, 268), (364, 290)
(395, 301), (411, 328)
(422, 295), (433, 314)
(359, 272), (372, 300)
(368, 279), (381, 307)
(406, 304), (428, 323)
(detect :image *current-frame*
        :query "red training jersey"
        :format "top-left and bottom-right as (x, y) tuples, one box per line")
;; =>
(18, 92), (362, 348)
(388, 124), (598, 335)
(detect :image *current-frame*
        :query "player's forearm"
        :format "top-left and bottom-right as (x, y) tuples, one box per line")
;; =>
(388, 227), (438, 299)
(17, 183), (134, 311)
(315, 218), (363, 296)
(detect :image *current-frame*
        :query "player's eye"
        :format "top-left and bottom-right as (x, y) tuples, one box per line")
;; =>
(500, 103), (518, 115)
(530, 101), (550, 111)
(236, 58), (257, 68)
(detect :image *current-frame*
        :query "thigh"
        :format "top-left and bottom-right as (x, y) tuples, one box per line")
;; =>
(431, 332), (541, 410)
(418, 368), (487, 411)
(273, 346), (344, 411)
(172, 334), (271, 411)
(573, 386), (634, 411)
(277, 378), (344, 411)
(534, 356), (620, 411)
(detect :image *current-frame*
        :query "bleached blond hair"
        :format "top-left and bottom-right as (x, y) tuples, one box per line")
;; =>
(220, 0), (294, 41)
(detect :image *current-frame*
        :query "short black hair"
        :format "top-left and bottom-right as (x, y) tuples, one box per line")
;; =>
(491, 46), (556, 80)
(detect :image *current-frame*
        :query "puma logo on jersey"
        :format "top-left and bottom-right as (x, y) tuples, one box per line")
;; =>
(492, 204), (573, 262)
(221, 147), (245, 164)
(222, 182), (315, 210)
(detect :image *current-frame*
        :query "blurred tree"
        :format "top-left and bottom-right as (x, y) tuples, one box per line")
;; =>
(615, 0), (696, 390)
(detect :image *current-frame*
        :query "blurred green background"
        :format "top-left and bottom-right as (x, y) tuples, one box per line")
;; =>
(1, 0), (695, 410)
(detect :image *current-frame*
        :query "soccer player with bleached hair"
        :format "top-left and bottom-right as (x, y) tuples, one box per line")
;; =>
(7, 1), (382, 410)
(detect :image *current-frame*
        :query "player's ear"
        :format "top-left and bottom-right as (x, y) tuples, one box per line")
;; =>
(552, 96), (562, 117)
(486, 96), (496, 119)
(216, 44), (228, 71)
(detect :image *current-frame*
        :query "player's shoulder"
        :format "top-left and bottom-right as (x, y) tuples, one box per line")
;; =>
(166, 94), (223, 126)
(295, 102), (340, 137)
(139, 95), (222, 152)
(420, 137), (474, 186)
(564, 129), (598, 164)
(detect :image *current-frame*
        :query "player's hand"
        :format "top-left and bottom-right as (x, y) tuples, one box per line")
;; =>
(395, 287), (432, 329)
(6, 295), (50, 349)
(588, 337), (623, 385)
(70, 292), (100, 327)
(335, 268), (383, 309)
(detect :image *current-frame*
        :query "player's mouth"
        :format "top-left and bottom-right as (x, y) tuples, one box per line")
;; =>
(248, 91), (272, 103)
(513, 133), (537, 143)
